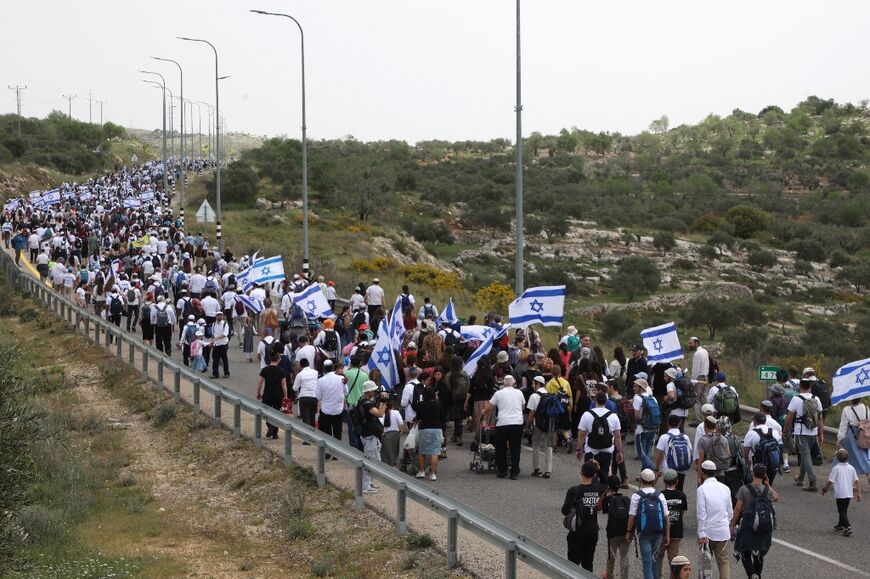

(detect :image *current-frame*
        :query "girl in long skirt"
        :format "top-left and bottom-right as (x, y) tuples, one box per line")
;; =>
(838, 398), (870, 482)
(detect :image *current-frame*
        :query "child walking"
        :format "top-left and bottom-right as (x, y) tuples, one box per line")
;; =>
(822, 448), (862, 536)
(243, 316), (256, 363)
(190, 330), (209, 373)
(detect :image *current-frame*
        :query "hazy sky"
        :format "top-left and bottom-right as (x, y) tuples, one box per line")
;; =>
(3, 1), (869, 144)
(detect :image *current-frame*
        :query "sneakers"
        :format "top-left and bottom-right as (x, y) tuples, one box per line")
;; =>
(803, 481), (818, 492)
(782, 465), (791, 474)
(415, 471), (426, 479)
(794, 476), (804, 486)
(543, 472), (551, 479)
(834, 525), (845, 532)
(843, 527), (853, 537)
(429, 473), (437, 481)
(363, 487), (378, 494)
(531, 470), (543, 477)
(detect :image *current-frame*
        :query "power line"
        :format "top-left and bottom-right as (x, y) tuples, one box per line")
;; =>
(88, 91), (94, 124)
(96, 99), (108, 126)
(7, 85), (27, 136)
(62, 93), (77, 119)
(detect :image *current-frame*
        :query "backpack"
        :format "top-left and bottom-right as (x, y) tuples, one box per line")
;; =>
(605, 494), (631, 537)
(448, 370), (470, 401)
(400, 293), (412, 311)
(109, 296), (123, 316)
(849, 406), (870, 450)
(234, 299), (245, 316)
(563, 489), (599, 533)
(798, 394), (820, 430)
(708, 433), (732, 472)
(154, 305), (170, 328)
(587, 410), (614, 450)
(615, 396), (635, 433)
(810, 379), (831, 411)
(444, 329), (459, 348)
(635, 490), (665, 536)
(534, 392), (555, 431)
(725, 432), (745, 473)
(640, 396), (660, 431)
(174, 271), (186, 290)
(423, 304), (435, 318)
(181, 297), (193, 320)
(183, 324), (197, 345)
(675, 377), (696, 410)
(323, 329), (339, 352)
(769, 396), (789, 427)
(744, 485), (775, 534)
(261, 337), (277, 364)
(713, 385), (739, 417)
(352, 310), (367, 331)
(666, 433), (692, 472)
(126, 288), (136, 302)
(140, 304), (151, 325)
(752, 428), (781, 475)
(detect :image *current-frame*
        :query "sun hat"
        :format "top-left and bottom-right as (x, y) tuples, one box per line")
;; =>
(362, 380), (379, 393)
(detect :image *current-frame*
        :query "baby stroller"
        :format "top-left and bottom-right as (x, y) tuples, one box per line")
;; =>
(469, 423), (497, 474)
(399, 444), (419, 476)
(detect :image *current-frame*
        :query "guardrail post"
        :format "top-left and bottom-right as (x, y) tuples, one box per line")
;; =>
(115, 331), (122, 357)
(254, 410), (263, 448)
(284, 425), (293, 464)
(75, 310), (80, 330)
(504, 541), (517, 579)
(59, 300), (64, 320)
(157, 359), (164, 390)
(233, 399), (241, 438)
(173, 368), (181, 402)
(193, 379), (201, 416)
(396, 482), (407, 535)
(128, 340), (135, 365)
(142, 348), (149, 374)
(104, 325), (111, 348)
(84, 315), (90, 337)
(354, 460), (365, 512)
(214, 391), (222, 428)
(316, 441), (327, 488)
(447, 509), (459, 568)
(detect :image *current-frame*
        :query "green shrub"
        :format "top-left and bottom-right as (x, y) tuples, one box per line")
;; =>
(406, 531), (435, 550)
(152, 401), (177, 427)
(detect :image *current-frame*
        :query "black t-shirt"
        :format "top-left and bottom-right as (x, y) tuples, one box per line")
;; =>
(259, 364), (287, 406)
(562, 483), (606, 533)
(662, 488), (688, 539)
(416, 399), (445, 430)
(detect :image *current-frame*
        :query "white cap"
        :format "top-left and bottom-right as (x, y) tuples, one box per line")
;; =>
(640, 469), (656, 483)
(802, 367), (815, 376)
(664, 367), (678, 379)
(689, 336), (699, 342)
(533, 375), (546, 385)
(701, 403), (715, 415)
(701, 460), (717, 471)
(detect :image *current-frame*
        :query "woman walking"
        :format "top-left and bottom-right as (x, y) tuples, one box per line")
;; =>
(414, 387), (445, 481)
(837, 397), (870, 483)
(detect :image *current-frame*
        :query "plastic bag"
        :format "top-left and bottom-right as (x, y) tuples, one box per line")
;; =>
(404, 424), (418, 450)
(280, 397), (293, 415)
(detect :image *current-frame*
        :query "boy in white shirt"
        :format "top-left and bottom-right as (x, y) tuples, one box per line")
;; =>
(822, 448), (861, 536)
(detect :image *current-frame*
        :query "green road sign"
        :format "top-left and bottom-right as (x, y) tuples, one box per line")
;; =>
(758, 366), (779, 382)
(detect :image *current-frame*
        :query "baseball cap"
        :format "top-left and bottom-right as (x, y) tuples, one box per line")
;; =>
(704, 415), (718, 427)
(715, 371), (726, 382)
(761, 400), (774, 409)
(701, 460), (717, 471)
(701, 403), (715, 415)
(640, 469), (656, 483)
(631, 344), (644, 351)
(187, 314), (195, 321)
(372, 277), (380, 283)
(407, 341), (417, 349)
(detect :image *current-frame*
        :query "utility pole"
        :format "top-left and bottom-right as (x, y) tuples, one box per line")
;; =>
(97, 100), (107, 125)
(7, 85), (26, 137)
(514, 0), (524, 295)
(88, 91), (94, 124)
(62, 93), (77, 119)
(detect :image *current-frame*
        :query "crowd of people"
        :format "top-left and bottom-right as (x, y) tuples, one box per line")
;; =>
(3, 161), (867, 579)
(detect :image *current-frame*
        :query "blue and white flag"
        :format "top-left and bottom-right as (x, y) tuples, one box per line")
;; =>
(291, 283), (334, 319)
(123, 198), (141, 208)
(41, 188), (62, 206)
(437, 298), (459, 327)
(832, 357), (870, 406)
(29, 191), (41, 201)
(640, 322), (684, 363)
(140, 190), (155, 201)
(236, 294), (264, 315)
(464, 331), (494, 378)
(3, 199), (20, 212)
(508, 285), (565, 328)
(461, 325), (496, 342)
(79, 191), (93, 202)
(110, 259), (121, 275)
(247, 255), (285, 286)
(389, 295), (405, 352)
(62, 188), (75, 200)
(367, 319), (399, 391)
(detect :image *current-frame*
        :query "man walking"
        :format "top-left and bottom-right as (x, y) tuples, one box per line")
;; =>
(626, 469), (670, 579)
(697, 460), (733, 579)
(357, 381), (386, 494)
(150, 295), (175, 355)
(526, 375), (554, 478)
(784, 379), (824, 492)
(484, 375), (526, 480)
(293, 358), (319, 429)
(316, 360), (347, 452)
(688, 336), (709, 426)
(577, 390), (623, 486)
(210, 311), (230, 379)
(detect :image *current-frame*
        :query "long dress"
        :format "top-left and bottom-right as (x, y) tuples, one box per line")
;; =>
(839, 404), (870, 475)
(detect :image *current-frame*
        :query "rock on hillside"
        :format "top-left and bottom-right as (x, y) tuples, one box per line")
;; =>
(0, 164), (57, 198)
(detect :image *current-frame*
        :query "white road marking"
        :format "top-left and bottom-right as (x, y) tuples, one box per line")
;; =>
(771, 537), (870, 576)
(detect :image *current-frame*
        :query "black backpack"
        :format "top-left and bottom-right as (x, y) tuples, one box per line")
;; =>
(606, 494), (631, 536)
(811, 379), (831, 411)
(352, 310), (366, 331)
(534, 392), (555, 431)
(444, 329), (459, 347)
(109, 296), (123, 316)
(323, 330), (339, 352)
(744, 485), (775, 534)
(261, 338), (277, 364)
(400, 293), (412, 311)
(587, 410), (614, 450)
(181, 298), (193, 320)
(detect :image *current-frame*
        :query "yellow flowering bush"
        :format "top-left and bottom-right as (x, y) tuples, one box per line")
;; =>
(474, 282), (515, 316)
(403, 264), (463, 291)
(351, 257), (398, 273)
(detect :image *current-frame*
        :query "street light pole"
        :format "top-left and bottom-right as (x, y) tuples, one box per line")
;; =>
(151, 56), (186, 222)
(139, 71), (168, 197)
(514, 0), (524, 295)
(251, 9), (309, 276)
(179, 36), (223, 255)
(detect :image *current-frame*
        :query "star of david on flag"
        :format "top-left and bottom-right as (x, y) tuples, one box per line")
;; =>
(289, 283), (334, 320)
(389, 295), (405, 352)
(640, 322), (683, 363)
(246, 255), (285, 286)
(235, 294), (264, 315)
(463, 330), (495, 378)
(508, 285), (565, 328)
(367, 319), (399, 391)
(832, 357), (870, 406)
(437, 298), (460, 328)
(460, 324), (511, 342)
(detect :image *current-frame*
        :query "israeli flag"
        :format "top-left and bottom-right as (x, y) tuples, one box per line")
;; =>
(140, 190), (155, 201)
(248, 255), (285, 286)
(389, 295), (405, 352)
(3, 199), (20, 212)
(79, 191), (93, 202)
(464, 331), (494, 378)
(437, 298), (459, 327)
(29, 191), (42, 201)
(236, 294), (264, 315)
(461, 325), (496, 342)
(832, 357), (870, 406)
(508, 285), (565, 328)
(41, 189), (62, 206)
(62, 188), (76, 200)
(291, 283), (334, 319)
(367, 319), (399, 391)
(640, 322), (684, 363)
(110, 259), (121, 274)
(123, 198), (141, 208)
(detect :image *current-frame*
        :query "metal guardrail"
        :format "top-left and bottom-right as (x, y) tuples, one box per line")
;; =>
(0, 252), (589, 579)
(739, 404), (838, 437)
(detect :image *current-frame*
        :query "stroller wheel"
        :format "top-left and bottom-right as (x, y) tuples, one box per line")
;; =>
(470, 461), (475, 471)
(476, 464), (484, 474)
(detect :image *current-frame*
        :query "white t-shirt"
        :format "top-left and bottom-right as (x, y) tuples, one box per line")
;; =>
(295, 344), (317, 369)
(489, 387), (525, 427)
(629, 487), (670, 517)
(633, 393), (653, 434)
(828, 462), (859, 499)
(527, 387), (547, 414)
(381, 409), (404, 433)
(666, 382), (688, 417)
(765, 415), (783, 440)
(743, 424), (777, 463)
(656, 428), (693, 472)
(577, 407), (621, 454)
(707, 383), (738, 404)
(788, 392), (822, 436)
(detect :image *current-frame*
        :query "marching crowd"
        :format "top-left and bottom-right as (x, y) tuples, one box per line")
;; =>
(3, 161), (868, 579)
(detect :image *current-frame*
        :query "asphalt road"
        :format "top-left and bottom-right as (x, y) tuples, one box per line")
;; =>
(215, 340), (869, 578)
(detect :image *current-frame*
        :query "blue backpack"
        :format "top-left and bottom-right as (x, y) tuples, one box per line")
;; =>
(636, 490), (665, 536)
(640, 396), (661, 430)
(666, 433), (692, 472)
